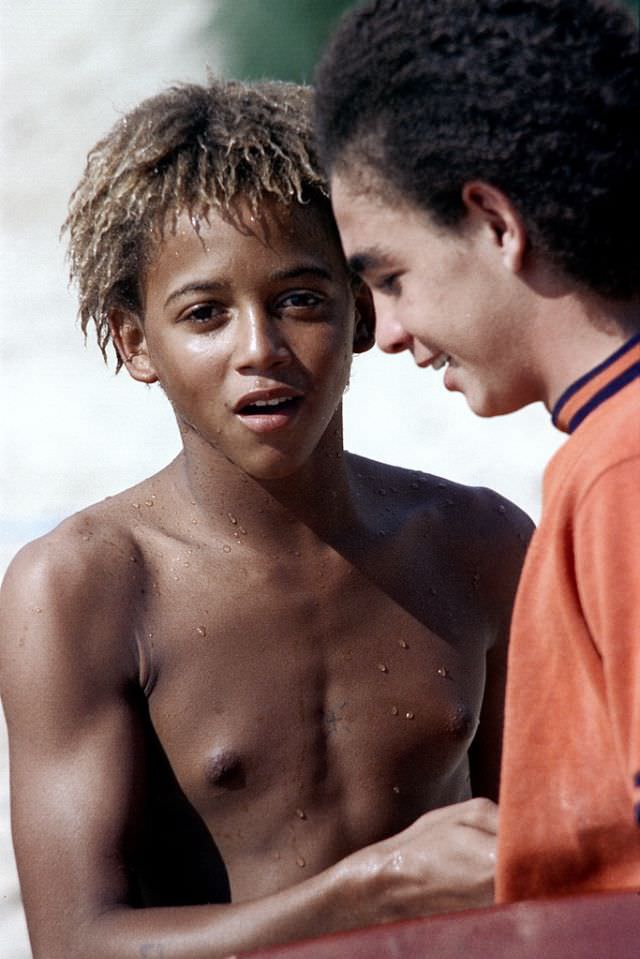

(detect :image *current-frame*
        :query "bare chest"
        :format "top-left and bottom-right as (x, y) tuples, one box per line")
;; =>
(138, 544), (487, 892)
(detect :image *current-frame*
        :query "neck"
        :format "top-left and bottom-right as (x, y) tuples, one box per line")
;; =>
(170, 415), (360, 549)
(531, 286), (639, 411)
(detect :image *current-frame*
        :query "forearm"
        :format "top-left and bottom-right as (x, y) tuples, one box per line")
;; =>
(26, 796), (501, 959)
(40, 859), (369, 959)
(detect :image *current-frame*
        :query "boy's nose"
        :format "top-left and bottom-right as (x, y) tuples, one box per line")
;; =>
(374, 304), (412, 354)
(235, 307), (291, 372)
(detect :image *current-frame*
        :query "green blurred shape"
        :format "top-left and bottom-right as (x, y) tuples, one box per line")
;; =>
(625, 0), (639, 20)
(211, 0), (356, 83)
(212, 0), (638, 84)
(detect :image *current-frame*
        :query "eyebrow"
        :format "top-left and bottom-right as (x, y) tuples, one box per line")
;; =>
(346, 249), (391, 276)
(268, 264), (333, 284)
(164, 281), (225, 309)
(163, 265), (334, 309)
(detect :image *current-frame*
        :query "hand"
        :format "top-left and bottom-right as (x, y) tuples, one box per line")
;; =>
(344, 798), (497, 924)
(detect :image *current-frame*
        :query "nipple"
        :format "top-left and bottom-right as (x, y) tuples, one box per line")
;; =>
(204, 749), (244, 789)
(448, 705), (476, 741)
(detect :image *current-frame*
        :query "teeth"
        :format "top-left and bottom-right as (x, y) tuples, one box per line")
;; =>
(431, 354), (450, 371)
(252, 397), (289, 407)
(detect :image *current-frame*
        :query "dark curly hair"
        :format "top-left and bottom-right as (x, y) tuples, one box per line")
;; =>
(63, 78), (328, 367)
(314, 0), (640, 302)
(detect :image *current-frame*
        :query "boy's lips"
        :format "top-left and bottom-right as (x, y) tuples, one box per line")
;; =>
(233, 387), (304, 432)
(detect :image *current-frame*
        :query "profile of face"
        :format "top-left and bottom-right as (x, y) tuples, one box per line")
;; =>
(111, 198), (373, 479)
(330, 171), (541, 418)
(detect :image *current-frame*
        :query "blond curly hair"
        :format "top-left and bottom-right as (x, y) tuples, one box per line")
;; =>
(63, 78), (327, 368)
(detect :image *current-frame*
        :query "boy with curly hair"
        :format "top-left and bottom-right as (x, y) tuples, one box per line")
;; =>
(315, 0), (640, 949)
(0, 78), (531, 958)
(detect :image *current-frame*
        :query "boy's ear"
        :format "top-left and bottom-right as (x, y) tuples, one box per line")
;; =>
(352, 281), (375, 354)
(461, 180), (527, 273)
(109, 308), (158, 383)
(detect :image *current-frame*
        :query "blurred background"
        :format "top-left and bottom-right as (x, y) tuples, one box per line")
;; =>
(1, 1), (637, 954)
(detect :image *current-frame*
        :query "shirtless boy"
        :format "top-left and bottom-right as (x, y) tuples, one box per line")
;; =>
(0, 79), (531, 959)
(314, 0), (640, 950)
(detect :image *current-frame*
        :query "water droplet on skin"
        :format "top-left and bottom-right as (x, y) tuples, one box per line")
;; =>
(296, 856), (306, 868)
(392, 785), (401, 794)
(391, 705), (399, 716)
(405, 711), (415, 720)
(130, 555), (138, 563)
(239, 526), (248, 535)
(132, 502), (141, 510)
(145, 500), (154, 507)
(398, 639), (409, 649)
(34, 607), (42, 614)
(377, 488), (387, 496)
(295, 808), (306, 820)
(196, 625), (207, 637)
(191, 519), (198, 525)
(227, 513), (238, 525)
(437, 482), (447, 489)
(82, 535), (90, 542)
(378, 663), (389, 673)
(184, 561), (190, 567)
(497, 504), (506, 514)
(437, 666), (450, 679)
(222, 545), (232, 553)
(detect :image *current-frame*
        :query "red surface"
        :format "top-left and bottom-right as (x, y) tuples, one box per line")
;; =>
(241, 894), (640, 959)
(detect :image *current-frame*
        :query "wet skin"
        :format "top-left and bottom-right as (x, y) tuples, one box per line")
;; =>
(0, 200), (532, 957)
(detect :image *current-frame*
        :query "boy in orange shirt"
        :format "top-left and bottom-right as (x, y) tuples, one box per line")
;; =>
(315, 0), (640, 949)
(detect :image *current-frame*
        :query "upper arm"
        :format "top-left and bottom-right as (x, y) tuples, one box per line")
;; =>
(0, 534), (147, 958)
(467, 492), (534, 801)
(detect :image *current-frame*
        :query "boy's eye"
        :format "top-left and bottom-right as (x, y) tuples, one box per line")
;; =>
(277, 290), (325, 311)
(182, 303), (225, 325)
(375, 274), (402, 295)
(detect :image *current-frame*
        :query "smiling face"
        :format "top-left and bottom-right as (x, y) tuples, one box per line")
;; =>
(330, 172), (542, 417)
(113, 198), (370, 479)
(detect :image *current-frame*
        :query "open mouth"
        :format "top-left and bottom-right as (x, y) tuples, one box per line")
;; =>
(238, 396), (302, 416)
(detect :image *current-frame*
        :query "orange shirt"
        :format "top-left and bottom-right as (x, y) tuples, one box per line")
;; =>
(497, 333), (640, 902)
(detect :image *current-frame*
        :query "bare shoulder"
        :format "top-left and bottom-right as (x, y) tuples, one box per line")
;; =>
(347, 451), (533, 545)
(346, 452), (533, 635)
(0, 487), (152, 701)
(2, 494), (137, 606)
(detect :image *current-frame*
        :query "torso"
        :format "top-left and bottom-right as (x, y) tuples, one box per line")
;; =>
(57, 453), (521, 903)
